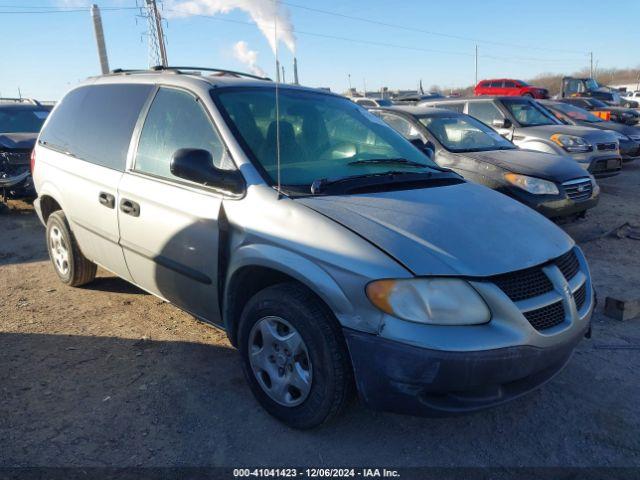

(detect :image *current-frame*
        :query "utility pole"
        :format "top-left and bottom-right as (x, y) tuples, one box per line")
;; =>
(144, 0), (168, 67)
(363, 78), (367, 97)
(475, 45), (478, 85)
(348, 74), (352, 92)
(90, 4), (110, 74)
(282, 65), (286, 84)
(590, 51), (593, 78)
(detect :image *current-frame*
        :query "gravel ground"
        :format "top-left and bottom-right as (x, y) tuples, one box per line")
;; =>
(1, 163), (639, 469)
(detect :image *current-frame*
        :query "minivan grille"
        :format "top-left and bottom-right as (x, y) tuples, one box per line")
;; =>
(490, 267), (553, 302)
(574, 282), (587, 311)
(524, 301), (565, 331)
(563, 179), (593, 201)
(597, 142), (617, 151)
(556, 249), (580, 281)
(488, 248), (588, 331)
(490, 248), (580, 302)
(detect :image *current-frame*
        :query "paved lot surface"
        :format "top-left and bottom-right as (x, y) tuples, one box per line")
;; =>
(1, 164), (640, 468)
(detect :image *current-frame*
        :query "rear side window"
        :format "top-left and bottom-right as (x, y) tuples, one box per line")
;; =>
(467, 101), (504, 126)
(490, 81), (503, 88)
(434, 102), (464, 113)
(504, 81), (516, 88)
(40, 84), (153, 171)
(134, 87), (229, 181)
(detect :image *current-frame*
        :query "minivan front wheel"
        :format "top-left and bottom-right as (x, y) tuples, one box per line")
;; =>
(46, 211), (97, 286)
(238, 283), (353, 429)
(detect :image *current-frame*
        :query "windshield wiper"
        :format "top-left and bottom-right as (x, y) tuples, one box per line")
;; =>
(347, 157), (427, 168)
(307, 170), (459, 195)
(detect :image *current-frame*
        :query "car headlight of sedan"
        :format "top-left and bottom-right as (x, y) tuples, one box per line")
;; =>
(366, 278), (490, 325)
(504, 173), (560, 195)
(627, 134), (640, 142)
(550, 134), (592, 152)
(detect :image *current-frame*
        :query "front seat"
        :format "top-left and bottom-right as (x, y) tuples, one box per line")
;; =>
(261, 120), (306, 166)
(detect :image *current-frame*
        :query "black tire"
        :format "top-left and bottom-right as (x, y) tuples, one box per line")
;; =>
(46, 210), (97, 287)
(238, 282), (353, 429)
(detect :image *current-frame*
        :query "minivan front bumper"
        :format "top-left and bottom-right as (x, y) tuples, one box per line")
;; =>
(344, 319), (589, 416)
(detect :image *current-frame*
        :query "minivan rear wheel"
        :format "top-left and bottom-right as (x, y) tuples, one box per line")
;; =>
(238, 282), (353, 429)
(46, 210), (97, 286)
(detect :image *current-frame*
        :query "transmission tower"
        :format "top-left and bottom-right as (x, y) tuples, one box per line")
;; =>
(137, 0), (168, 67)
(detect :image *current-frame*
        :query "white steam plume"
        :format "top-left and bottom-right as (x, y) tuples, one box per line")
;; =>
(233, 41), (267, 77)
(168, 0), (296, 54)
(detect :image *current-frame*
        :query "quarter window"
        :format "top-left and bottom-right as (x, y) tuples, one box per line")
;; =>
(39, 84), (153, 171)
(467, 101), (504, 126)
(135, 88), (230, 181)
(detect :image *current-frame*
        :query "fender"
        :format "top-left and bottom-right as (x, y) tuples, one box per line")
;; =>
(224, 243), (369, 331)
(33, 181), (67, 225)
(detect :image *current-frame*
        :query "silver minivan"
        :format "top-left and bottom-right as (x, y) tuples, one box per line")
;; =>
(33, 68), (594, 428)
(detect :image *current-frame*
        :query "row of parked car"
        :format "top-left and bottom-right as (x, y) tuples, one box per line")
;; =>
(351, 84), (640, 223)
(20, 66), (603, 428)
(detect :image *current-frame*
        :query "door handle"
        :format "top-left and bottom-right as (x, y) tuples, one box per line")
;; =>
(119, 198), (140, 217)
(98, 192), (115, 209)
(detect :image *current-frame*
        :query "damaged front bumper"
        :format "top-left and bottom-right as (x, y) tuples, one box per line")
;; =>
(344, 322), (588, 416)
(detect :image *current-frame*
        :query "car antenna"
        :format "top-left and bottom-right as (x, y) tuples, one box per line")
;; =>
(274, 5), (282, 199)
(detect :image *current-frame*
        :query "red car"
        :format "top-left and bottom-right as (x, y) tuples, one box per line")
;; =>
(474, 79), (549, 99)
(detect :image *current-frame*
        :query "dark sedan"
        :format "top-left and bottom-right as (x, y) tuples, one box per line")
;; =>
(371, 106), (599, 221)
(1, 100), (51, 206)
(540, 100), (640, 162)
(560, 98), (640, 126)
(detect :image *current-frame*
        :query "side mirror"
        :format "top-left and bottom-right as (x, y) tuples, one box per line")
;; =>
(170, 148), (245, 194)
(492, 118), (512, 129)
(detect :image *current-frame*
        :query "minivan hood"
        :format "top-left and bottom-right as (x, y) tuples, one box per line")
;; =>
(458, 149), (588, 182)
(0, 133), (37, 150)
(298, 183), (573, 277)
(518, 124), (617, 143)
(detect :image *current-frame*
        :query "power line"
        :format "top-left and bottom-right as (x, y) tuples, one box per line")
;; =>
(277, 0), (588, 57)
(0, 6), (139, 13)
(166, 9), (586, 66)
(0, 3), (588, 66)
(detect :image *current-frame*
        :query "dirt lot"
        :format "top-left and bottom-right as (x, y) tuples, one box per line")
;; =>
(1, 164), (640, 469)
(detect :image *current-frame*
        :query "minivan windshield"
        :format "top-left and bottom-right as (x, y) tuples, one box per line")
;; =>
(215, 88), (441, 189)
(0, 108), (49, 133)
(502, 98), (559, 127)
(419, 114), (516, 153)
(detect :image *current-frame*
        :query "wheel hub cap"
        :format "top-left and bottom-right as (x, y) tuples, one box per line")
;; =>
(248, 316), (313, 407)
(49, 226), (70, 276)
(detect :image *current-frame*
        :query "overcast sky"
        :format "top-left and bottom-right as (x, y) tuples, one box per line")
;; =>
(2, 0), (639, 100)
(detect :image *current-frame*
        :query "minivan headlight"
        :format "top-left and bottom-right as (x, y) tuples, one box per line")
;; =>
(504, 173), (559, 195)
(366, 278), (490, 325)
(550, 134), (592, 152)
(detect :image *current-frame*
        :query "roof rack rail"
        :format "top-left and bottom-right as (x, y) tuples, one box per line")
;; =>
(151, 66), (272, 81)
(108, 66), (271, 82)
(0, 97), (41, 106)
